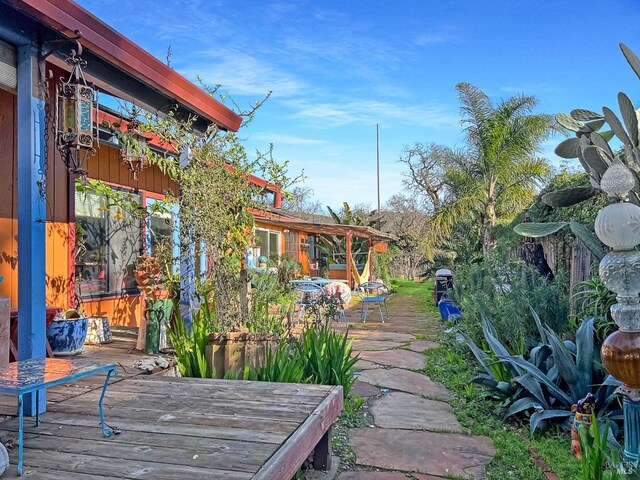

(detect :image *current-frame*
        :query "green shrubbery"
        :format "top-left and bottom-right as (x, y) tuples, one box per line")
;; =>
(452, 257), (570, 354)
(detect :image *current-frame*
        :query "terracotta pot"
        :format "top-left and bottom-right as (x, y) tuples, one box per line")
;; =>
(206, 332), (278, 379)
(601, 330), (640, 388)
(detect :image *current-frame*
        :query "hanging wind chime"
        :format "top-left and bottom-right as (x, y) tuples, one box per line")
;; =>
(54, 42), (97, 178)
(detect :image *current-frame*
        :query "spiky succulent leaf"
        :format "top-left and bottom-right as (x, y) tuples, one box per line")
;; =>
(501, 356), (574, 406)
(603, 106), (632, 147)
(557, 112), (585, 132)
(516, 373), (550, 408)
(506, 396), (543, 418)
(530, 410), (572, 434)
(554, 137), (580, 159)
(570, 109), (603, 121)
(541, 186), (599, 207)
(568, 222), (606, 261)
(513, 222), (568, 238)
(576, 317), (594, 399)
(621, 43), (640, 81)
(618, 92), (639, 146)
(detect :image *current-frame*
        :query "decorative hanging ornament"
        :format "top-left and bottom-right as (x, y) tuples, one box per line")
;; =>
(120, 120), (149, 180)
(55, 43), (97, 178)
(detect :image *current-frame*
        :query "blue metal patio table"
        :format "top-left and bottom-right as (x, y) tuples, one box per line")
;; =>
(0, 358), (117, 476)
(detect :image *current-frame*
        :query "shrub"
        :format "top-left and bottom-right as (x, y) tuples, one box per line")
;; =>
(168, 303), (213, 378)
(296, 325), (359, 398)
(452, 257), (569, 354)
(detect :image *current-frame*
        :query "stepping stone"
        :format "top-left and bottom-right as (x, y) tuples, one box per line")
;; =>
(347, 331), (415, 343)
(359, 349), (426, 370)
(349, 428), (495, 479)
(352, 380), (381, 398)
(359, 368), (452, 401)
(408, 340), (439, 352)
(338, 472), (414, 480)
(352, 340), (402, 351)
(370, 392), (464, 433)
(353, 359), (381, 370)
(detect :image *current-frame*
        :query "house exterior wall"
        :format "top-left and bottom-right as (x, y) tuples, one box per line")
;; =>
(0, 74), (178, 326)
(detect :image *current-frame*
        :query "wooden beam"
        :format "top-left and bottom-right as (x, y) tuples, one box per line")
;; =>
(16, 42), (46, 415)
(346, 231), (353, 289)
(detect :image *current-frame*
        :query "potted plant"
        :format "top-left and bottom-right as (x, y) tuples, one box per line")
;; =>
(46, 309), (89, 356)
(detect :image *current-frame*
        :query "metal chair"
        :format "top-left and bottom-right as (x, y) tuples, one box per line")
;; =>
(293, 282), (324, 326)
(357, 281), (390, 323)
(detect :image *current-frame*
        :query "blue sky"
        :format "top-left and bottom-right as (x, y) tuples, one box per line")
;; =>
(79, 0), (640, 211)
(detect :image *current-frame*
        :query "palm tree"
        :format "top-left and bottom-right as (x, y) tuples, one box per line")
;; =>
(432, 83), (553, 255)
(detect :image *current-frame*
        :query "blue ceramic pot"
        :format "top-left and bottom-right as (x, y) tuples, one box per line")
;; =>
(46, 318), (89, 356)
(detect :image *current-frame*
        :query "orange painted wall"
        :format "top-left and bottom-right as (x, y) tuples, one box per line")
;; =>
(0, 88), (18, 307)
(0, 71), (177, 327)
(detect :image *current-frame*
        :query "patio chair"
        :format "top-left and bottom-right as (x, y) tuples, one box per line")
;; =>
(293, 282), (324, 326)
(356, 281), (390, 323)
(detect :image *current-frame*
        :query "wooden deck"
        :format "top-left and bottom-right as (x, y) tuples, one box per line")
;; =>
(0, 332), (343, 479)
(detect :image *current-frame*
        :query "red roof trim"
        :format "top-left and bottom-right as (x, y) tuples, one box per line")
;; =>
(8, 0), (242, 132)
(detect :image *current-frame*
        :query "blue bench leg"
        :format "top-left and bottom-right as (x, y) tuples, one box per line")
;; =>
(99, 369), (115, 438)
(377, 302), (384, 323)
(35, 389), (39, 427)
(17, 394), (23, 476)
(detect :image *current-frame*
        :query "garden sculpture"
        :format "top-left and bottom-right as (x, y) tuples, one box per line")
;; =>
(571, 392), (595, 459)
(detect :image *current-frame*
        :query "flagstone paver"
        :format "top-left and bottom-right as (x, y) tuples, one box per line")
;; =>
(359, 368), (452, 401)
(370, 391), (464, 432)
(346, 330), (416, 343)
(338, 472), (442, 480)
(408, 340), (440, 352)
(358, 349), (427, 370)
(353, 359), (381, 371)
(349, 428), (496, 479)
(352, 380), (381, 398)
(351, 340), (403, 351)
(336, 292), (495, 479)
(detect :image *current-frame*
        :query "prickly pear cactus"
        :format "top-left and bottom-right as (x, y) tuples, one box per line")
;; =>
(551, 43), (640, 206)
(514, 43), (640, 256)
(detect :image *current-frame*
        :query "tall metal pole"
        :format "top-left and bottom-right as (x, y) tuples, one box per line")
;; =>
(376, 124), (380, 213)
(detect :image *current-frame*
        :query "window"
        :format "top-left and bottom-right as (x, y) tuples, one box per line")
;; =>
(254, 228), (281, 264)
(75, 190), (142, 297)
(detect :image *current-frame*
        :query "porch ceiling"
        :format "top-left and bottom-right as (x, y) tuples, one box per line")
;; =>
(0, 0), (242, 133)
(255, 216), (397, 242)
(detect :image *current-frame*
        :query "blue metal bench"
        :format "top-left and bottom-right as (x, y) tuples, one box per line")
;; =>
(0, 358), (117, 476)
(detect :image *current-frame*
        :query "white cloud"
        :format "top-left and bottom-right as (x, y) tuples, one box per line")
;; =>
(284, 98), (459, 129)
(181, 50), (306, 97)
(250, 133), (326, 145)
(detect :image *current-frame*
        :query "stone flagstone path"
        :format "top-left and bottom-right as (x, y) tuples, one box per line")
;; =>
(333, 293), (496, 479)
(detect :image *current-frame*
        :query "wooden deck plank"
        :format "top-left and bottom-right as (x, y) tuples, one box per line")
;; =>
(60, 394), (314, 423)
(12, 449), (253, 479)
(15, 434), (266, 474)
(0, 343), (343, 479)
(75, 388), (323, 411)
(12, 410), (291, 443)
(256, 385), (344, 480)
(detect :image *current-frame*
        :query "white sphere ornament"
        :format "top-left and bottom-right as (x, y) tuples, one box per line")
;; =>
(600, 158), (636, 198)
(595, 202), (640, 250)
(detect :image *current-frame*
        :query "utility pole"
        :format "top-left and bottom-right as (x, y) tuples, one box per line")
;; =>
(376, 123), (380, 213)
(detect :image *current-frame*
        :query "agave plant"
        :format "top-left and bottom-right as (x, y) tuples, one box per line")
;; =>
(514, 43), (640, 255)
(463, 311), (621, 433)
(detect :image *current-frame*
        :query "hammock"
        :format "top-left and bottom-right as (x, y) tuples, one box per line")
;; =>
(350, 248), (372, 286)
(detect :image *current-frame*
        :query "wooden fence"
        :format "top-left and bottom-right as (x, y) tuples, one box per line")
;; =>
(538, 234), (594, 294)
